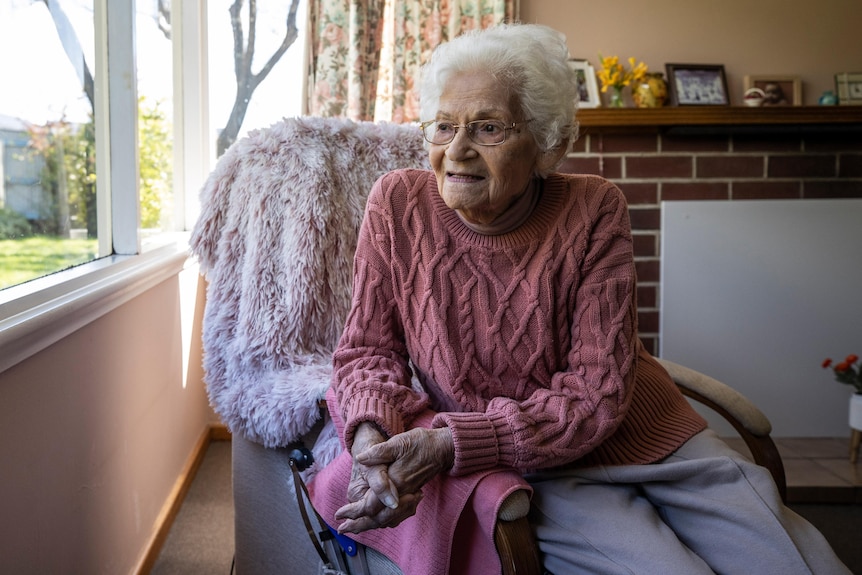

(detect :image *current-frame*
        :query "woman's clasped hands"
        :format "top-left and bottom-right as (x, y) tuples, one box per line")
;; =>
(335, 422), (455, 534)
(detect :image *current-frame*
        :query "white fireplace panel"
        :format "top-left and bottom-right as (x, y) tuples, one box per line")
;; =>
(660, 199), (862, 437)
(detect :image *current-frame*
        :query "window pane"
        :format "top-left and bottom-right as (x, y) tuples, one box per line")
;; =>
(136, 0), (175, 241)
(0, 0), (99, 290)
(207, 0), (307, 158)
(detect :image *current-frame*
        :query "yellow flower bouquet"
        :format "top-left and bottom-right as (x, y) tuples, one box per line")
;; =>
(597, 55), (648, 107)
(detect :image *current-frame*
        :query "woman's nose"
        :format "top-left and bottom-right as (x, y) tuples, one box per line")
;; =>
(445, 128), (477, 160)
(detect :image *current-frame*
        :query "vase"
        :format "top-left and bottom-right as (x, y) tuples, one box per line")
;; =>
(632, 73), (668, 108)
(609, 86), (625, 108)
(851, 394), (862, 463)
(850, 393), (862, 430)
(632, 83), (655, 108)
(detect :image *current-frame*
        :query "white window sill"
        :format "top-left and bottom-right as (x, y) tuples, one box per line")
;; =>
(0, 238), (192, 375)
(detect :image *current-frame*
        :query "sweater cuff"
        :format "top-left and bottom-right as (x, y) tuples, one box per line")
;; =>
(343, 393), (406, 449)
(432, 411), (515, 476)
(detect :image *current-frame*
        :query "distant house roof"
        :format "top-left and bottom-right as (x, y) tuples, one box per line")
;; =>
(0, 114), (31, 133)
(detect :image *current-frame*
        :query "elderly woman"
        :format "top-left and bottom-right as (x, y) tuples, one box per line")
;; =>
(309, 23), (849, 575)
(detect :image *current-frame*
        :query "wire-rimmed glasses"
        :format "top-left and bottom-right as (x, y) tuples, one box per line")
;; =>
(419, 119), (529, 146)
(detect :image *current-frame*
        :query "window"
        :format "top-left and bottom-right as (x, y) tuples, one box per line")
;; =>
(0, 0), (100, 289)
(136, 0), (176, 240)
(0, 0), (309, 371)
(0, 0), (308, 291)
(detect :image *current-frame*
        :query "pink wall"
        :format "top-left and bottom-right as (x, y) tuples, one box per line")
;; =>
(522, 0), (862, 106)
(0, 267), (215, 573)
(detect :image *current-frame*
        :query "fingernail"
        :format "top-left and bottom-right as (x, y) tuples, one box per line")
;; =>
(383, 494), (398, 509)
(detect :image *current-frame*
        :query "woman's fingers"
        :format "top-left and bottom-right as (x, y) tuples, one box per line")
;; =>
(335, 489), (384, 521)
(354, 432), (406, 466)
(335, 491), (423, 534)
(362, 462), (400, 509)
(346, 463), (370, 502)
(350, 421), (400, 508)
(355, 427), (454, 495)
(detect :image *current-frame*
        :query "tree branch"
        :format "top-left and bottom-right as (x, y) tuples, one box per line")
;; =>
(229, 0), (246, 82)
(41, 0), (95, 110)
(157, 0), (171, 39)
(217, 0), (302, 156)
(250, 0), (300, 93)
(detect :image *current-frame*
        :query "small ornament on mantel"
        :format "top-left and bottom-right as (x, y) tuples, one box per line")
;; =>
(819, 90), (839, 105)
(743, 87), (766, 107)
(632, 73), (668, 108)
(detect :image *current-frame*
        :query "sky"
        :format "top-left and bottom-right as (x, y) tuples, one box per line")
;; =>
(0, 0), (306, 139)
(0, 0), (94, 124)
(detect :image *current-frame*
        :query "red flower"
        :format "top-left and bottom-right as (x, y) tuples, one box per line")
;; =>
(823, 352), (862, 394)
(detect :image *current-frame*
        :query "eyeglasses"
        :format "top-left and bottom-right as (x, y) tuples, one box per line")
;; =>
(419, 119), (529, 146)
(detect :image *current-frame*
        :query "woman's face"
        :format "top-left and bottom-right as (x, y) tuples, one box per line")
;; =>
(429, 71), (541, 227)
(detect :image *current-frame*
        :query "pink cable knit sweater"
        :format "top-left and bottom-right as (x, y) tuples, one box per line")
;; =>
(310, 169), (706, 574)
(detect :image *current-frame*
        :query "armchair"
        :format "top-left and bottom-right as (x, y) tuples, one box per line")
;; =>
(190, 116), (784, 575)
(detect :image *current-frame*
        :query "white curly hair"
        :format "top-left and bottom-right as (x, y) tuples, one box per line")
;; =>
(419, 23), (579, 174)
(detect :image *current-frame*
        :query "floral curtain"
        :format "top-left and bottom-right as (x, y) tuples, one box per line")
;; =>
(308, 0), (518, 122)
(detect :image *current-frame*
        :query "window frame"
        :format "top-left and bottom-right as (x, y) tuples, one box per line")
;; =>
(0, 0), (210, 375)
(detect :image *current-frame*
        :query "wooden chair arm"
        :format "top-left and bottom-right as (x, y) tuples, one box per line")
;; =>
(494, 490), (542, 575)
(656, 358), (787, 502)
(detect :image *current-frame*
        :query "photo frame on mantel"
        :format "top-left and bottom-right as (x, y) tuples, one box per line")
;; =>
(569, 59), (601, 108)
(835, 72), (862, 105)
(665, 63), (730, 106)
(744, 75), (802, 106)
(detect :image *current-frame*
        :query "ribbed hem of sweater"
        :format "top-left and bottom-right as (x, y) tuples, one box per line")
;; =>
(430, 348), (706, 474)
(575, 349), (708, 468)
(343, 392), (408, 449)
(432, 411), (516, 476)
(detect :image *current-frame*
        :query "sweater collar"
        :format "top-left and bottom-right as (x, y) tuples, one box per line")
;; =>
(455, 178), (543, 236)
(426, 171), (568, 248)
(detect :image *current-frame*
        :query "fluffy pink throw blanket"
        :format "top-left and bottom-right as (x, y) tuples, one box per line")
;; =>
(189, 116), (428, 450)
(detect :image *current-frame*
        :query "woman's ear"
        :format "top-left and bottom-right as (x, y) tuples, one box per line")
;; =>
(535, 138), (570, 176)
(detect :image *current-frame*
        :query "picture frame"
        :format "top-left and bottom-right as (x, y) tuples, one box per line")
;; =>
(835, 72), (862, 105)
(744, 75), (802, 106)
(569, 59), (601, 108)
(665, 63), (729, 106)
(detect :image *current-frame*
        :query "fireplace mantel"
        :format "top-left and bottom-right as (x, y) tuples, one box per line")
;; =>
(577, 106), (862, 133)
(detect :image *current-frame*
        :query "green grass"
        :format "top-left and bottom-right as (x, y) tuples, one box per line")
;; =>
(0, 236), (99, 290)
